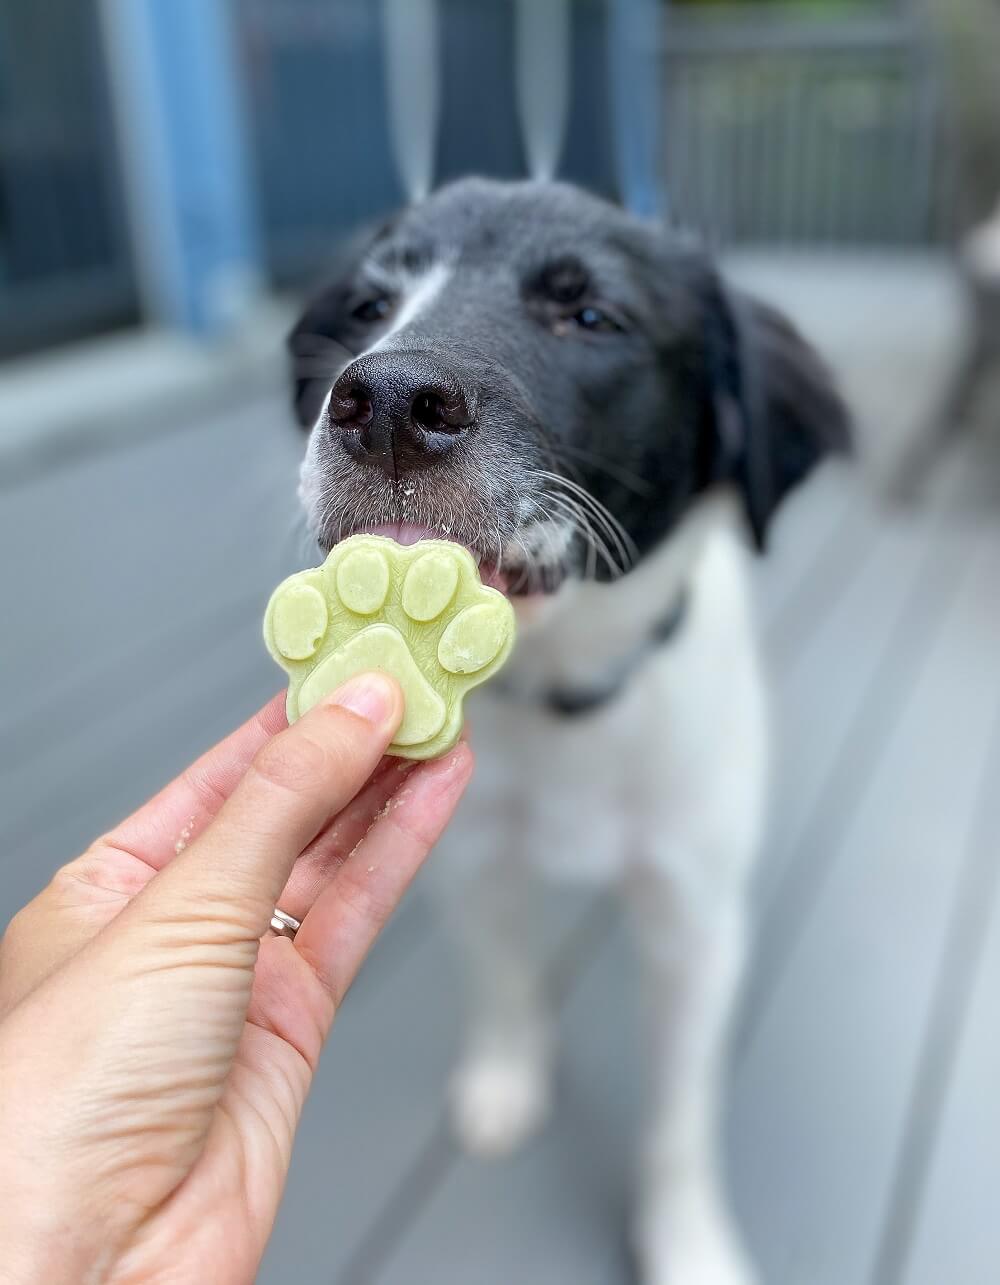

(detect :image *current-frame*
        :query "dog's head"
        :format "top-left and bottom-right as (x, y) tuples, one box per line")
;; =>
(290, 177), (849, 595)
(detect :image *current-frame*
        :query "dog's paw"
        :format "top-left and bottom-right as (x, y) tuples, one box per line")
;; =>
(449, 1053), (552, 1158)
(264, 536), (515, 759)
(634, 1180), (757, 1285)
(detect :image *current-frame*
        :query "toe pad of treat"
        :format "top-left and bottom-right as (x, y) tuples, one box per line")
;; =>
(264, 536), (516, 759)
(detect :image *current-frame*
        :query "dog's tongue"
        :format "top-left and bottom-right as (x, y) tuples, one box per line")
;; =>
(362, 521), (440, 546)
(355, 522), (510, 594)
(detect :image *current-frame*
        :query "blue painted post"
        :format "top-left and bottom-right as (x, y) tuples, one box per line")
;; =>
(608, 0), (668, 219)
(99, 0), (262, 335)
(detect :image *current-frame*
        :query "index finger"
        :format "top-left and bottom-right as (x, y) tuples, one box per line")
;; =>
(142, 673), (405, 934)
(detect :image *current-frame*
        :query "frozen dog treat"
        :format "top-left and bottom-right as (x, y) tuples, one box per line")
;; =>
(264, 535), (516, 759)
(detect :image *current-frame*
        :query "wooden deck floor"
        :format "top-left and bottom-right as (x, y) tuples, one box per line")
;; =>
(2, 261), (999, 1285)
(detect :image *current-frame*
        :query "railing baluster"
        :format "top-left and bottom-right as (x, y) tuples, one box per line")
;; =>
(514, 0), (571, 183)
(380, 0), (441, 203)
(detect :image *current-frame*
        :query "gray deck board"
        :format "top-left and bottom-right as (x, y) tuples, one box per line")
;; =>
(257, 893), (602, 1285)
(749, 447), (972, 936)
(900, 716), (1000, 1285)
(375, 921), (638, 1285)
(753, 487), (932, 912)
(258, 920), (465, 1285)
(0, 394), (302, 737)
(749, 461), (855, 635)
(729, 518), (1000, 1285)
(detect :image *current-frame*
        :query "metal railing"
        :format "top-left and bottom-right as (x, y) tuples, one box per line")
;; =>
(659, 10), (945, 248)
(236, 0), (949, 287)
(0, 0), (953, 358)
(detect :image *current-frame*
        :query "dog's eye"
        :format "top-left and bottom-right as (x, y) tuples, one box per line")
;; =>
(573, 306), (618, 332)
(352, 297), (393, 323)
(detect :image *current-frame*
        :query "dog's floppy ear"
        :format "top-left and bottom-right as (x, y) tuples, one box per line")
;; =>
(287, 216), (398, 429)
(703, 277), (851, 550)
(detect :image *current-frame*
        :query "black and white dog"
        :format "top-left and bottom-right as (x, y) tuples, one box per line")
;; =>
(289, 178), (849, 1285)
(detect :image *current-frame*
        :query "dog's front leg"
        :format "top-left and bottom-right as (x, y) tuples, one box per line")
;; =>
(626, 861), (755, 1285)
(435, 843), (554, 1158)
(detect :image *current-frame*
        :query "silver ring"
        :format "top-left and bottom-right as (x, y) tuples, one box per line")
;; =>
(269, 908), (301, 940)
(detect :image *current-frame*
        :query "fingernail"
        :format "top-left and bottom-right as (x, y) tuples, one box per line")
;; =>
(328, 672), (395, 725)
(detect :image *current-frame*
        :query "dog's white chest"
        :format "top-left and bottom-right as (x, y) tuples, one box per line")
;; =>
(448, 518), (766, 886)
(466, 688), (644, 880)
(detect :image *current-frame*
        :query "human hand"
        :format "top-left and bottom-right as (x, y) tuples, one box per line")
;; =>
(0, 674), (472, 1284)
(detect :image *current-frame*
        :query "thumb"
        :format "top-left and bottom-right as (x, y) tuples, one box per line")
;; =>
(134, 672), (403, 939)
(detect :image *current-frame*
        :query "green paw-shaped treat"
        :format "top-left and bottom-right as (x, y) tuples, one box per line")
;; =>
(264, 535), (516, 759)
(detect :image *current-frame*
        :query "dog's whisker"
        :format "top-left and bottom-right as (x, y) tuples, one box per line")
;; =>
(537, 471), (636, 572)
(543, 488), (617, 580)
(543, 493), (594, 580)
(537, 484), (602, 560)
(534, 509), (573, 587)
(544, 442), (654, 496)
(494, 508), (506, 579)
(546, 473), (636, 564)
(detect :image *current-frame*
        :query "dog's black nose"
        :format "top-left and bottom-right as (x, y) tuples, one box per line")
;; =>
(327, 352), (475, 476)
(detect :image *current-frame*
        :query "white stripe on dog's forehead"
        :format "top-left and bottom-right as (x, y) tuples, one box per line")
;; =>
(361, 262), (451, 357)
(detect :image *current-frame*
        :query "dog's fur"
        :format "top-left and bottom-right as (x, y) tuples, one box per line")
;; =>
(288, 178), (849, 1284)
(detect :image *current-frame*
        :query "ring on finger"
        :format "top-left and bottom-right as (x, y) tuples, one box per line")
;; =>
(268, 908), (301, 940)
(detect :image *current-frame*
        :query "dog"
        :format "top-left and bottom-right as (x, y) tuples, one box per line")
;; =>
(287, 177), (850, 1285)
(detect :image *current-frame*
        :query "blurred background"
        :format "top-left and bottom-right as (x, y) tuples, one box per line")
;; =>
(2, 1), (1000, 1282)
